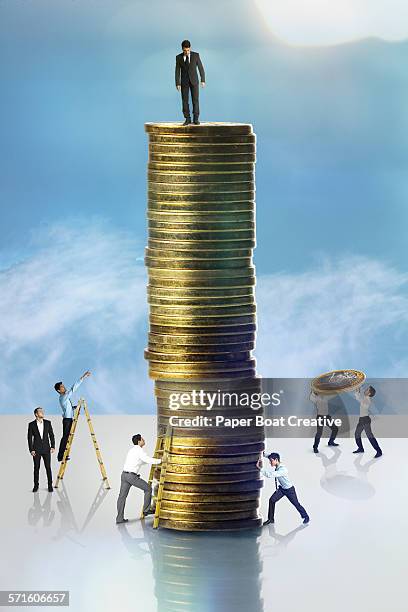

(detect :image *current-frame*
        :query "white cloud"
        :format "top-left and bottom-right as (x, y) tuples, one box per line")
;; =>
(256, 256), (408, 377)
(0, 221), (148, 413)
(255, 0), (408, 46)
(1, 226), (407, 413)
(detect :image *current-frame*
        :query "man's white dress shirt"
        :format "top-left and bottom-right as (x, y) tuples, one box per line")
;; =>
(354, 387), (371, 417)
(36, 419), (44, 438)
(309, 391), (336, 416)
(261, 463), (293, 489)
(59, 377), (84, 419)
(123, 445), (161, 474)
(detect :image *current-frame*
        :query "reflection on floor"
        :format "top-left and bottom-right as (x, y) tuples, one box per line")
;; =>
(119, 524), (264, 612)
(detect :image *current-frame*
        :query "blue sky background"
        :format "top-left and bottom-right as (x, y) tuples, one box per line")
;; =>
(1, 0), (408, 413)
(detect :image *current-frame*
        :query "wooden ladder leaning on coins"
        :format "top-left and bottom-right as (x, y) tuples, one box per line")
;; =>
(140, 424), (173, 528)
(54, 397), (111, 490)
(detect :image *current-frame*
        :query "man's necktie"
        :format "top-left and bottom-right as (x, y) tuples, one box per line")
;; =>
(185, 54), (190, 67)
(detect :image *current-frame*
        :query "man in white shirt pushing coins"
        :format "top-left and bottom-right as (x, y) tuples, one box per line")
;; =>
(116, 434), (162, 524)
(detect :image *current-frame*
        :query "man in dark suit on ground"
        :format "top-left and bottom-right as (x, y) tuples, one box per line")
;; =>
(27, 407), (55, 492)
(175, 39), (206, 125)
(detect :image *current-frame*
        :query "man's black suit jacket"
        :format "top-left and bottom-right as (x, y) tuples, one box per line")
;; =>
(27, 419), (55, 453)
(175, 51), (205, 86)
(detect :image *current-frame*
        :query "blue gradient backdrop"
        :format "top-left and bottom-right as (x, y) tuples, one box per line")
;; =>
(1, 1), (407, 413)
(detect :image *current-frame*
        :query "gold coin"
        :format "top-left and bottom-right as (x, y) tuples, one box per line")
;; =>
(161, 492), (260, 504)
(147, 360), (256, 372)
(156, 409), (261, 421)
(149, 370), (256, 381)
(160, 499), (259, 512)
(148, 304), (256, 316)
(154, 376), (260, 387)
(144, 122), (254, 135)
(147, 222), (254, 233)
(168, 434), (263, 447)
(168, 430), (264, 442)
(164, 462), (260, 475)
(148, 161), (254, 172)
(158, 508), (259, 521)
(163, 472), (260, 485)
(148, 201), (254, 213)
(311, 369), (366, 394)
(148, 133), (256, 143)
(149, 334), (255, 346)
(149, 314), (256, 329)
(165, 454), (261, 467)
(148, 190), (255, 202)
(147, 280), (255, 290)
(147, 238), (256, 251)
(150, 323), (256, 333)
(168, 438), (262, 452)
(148, 296), (256, 305)
(148, 265), (255, 278)
(162, 383), (262, 396)
(148, 231), (255, 243)
(146, 249), (253, 261)
(149, 332), (255, 343)
(148, 182), (255, 194)
(148, 144), (256, 154)
(149, 153), (256, 164)
(147, 286), (254, 298)
(158, 507), (260, 525)
(148, 266), (255, 278)
(145, 347), (251, 360)
(158, 391), (262, 403)
(147, 211), (255, 223)
(162, 480), (263, 492)
(148, 162), (255, 175)
(148, 280), (256, 291)
(150, 346), (255, 357)
(147, 294), (255, 306)
(156, 396), (261, 408)
(145, 349), (251, 362)
(146, 258), (253, 271)
(148, 170), (254, 184)
(158, 518), (262, 531)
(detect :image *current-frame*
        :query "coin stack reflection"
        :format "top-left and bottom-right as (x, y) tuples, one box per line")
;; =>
(144, 122), (264, 531)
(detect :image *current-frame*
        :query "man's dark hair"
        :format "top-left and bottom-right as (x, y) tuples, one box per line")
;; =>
(268, 452), (280, 462)
(181, 39), (191, 48)
(54, 381), (63, 393)
(132, 434), (142, 445)
(34, 407), (41, 416)
(367, 386), (376, 397)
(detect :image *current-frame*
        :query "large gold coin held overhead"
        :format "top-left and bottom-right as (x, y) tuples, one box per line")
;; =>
(144, 122), (263, 531)
(311, 369), (366, 394)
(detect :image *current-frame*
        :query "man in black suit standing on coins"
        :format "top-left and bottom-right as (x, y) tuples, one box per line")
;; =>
(27, 407), (55, 492)
(175, 39), (206, 125)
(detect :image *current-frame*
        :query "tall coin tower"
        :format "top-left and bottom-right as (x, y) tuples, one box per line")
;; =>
(144, 122), (264, 531)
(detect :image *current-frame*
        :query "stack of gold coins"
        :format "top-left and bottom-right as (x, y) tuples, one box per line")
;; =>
(144, 122), (264, 531)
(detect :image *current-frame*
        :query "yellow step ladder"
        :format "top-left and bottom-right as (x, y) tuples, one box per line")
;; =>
(54, 397), (110, 490)
(139, 424), (173, 527)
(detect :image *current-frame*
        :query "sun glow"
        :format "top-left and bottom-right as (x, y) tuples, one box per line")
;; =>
(254, 0), (408, 46)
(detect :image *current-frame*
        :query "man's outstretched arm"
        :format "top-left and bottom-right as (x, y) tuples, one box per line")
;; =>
(67, 371), (91, 398)
(140, 448), (161, 465)
(197, 53), (205, 83)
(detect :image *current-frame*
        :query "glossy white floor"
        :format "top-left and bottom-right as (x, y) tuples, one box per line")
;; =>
(0, 415), (404, 612)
